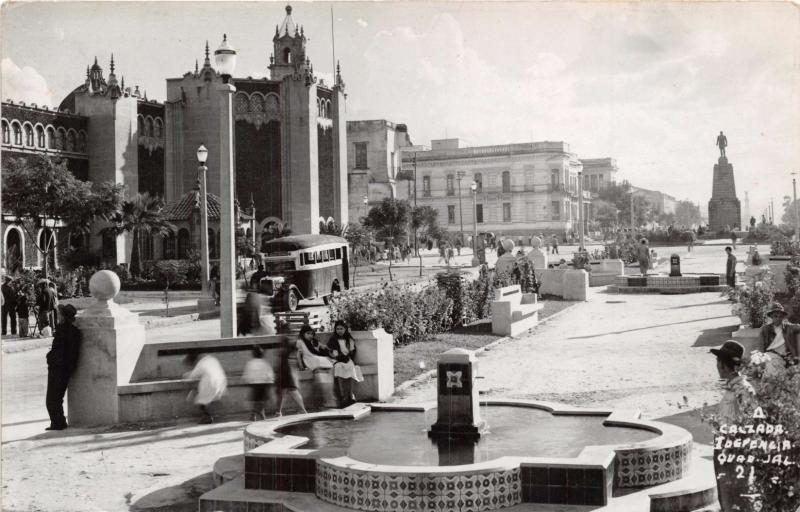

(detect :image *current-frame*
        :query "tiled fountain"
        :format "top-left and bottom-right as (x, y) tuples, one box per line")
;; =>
(200, 349), (697, 512)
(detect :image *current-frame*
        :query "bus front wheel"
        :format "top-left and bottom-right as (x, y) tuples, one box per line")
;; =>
(285, 289), (299, 312)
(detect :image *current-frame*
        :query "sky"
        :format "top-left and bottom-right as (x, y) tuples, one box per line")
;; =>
(2, 1), (799, 221)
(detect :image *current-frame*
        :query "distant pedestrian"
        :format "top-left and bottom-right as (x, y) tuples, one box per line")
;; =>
(2, 277), (17, 336)
(242, 346), (275, 421)
(730, 231), (738, 250)
(446, 244), (455, 265)
(551, 235), (559, 255)
(36, 280), (56, 337)
(184, 353), (227, 424)
(455, 238), (462, 256)
(16, 289), (30, 338)
(45, 304), (81, 430)
(636, 239), (650, 276)
(725, 247), (737, 288)
(709, 340), (756, 512)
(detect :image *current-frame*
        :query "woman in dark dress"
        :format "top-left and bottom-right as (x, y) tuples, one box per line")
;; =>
(275, 333), (307, 416)
(327, 320), (364, 407)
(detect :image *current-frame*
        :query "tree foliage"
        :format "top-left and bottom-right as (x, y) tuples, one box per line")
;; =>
(105, 192), (174, 275)
(411, 205), (444, 241)
(362, 198), (411, 243)
(674, 200), (702, 227)
(2, 155), (122, 276)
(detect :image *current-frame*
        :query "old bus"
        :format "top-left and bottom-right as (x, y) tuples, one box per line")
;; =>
(257, 234), (350, 311)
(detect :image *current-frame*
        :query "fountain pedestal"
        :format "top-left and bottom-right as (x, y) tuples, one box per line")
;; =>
(428, 348), (485, 439)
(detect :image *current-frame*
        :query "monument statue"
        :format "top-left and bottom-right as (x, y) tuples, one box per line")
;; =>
(716, 130), (728, 158)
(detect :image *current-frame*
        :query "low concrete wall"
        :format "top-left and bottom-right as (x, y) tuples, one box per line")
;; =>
(538, 269), (589, 300)
(116, 328), (394, 423)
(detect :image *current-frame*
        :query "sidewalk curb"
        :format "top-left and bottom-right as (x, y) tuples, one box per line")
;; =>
(2, 312), (199, 354)
(392, 300), (584, 394)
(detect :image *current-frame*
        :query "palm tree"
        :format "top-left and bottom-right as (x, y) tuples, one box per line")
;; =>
(107, 193), (175, 275)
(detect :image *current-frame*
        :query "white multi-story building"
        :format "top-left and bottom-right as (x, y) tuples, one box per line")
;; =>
(401, 139), (590, 237)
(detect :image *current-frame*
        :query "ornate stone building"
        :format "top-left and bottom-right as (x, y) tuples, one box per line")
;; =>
(0, 4), (348, 272)
(402, 139), (590, 238)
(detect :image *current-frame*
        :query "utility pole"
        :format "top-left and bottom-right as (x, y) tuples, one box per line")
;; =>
(456, 171), (465, 245)
(793, 173), (799, 241)
(413, 152), (418, 256)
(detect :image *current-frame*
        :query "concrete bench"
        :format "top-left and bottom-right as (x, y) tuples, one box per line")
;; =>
(491, 284), (544, 337)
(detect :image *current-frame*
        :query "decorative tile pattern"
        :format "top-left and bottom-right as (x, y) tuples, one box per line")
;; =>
(616, 441), (691, 488)
(316, 461), (520, 512)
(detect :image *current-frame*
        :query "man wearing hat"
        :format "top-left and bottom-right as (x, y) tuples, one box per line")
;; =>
(710, 340), (756, 511)
(45, 304), (81, 430)
(759, 303), (800, 377)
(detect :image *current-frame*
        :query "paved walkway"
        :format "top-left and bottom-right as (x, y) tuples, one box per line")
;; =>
(0, 240), (762, 511)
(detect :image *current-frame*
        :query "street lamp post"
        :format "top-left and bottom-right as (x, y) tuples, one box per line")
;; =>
(215, 34), (238, 338)
(470, 180), (479, 266)
(196, 144), (216, 316)
(456, 171), (465, 245)
(793, 174), (799, 241)
(413, 152), (418, 257)
(577, 170), (585, 250)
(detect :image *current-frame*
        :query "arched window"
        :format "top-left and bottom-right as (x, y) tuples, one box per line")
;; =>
(78, 131), (87, 152)
(326, 100), (332, 118)
(46, 127), (56, 149)
(55, 129), (65, 150)
(39, 229), (57, 270)
(473, 173), (482, 193)
(283, 47), (291, 64)
(66, 130), (76, 152)
(502, 171), (511, 193)
(137, 116), (144, 135)
(101, 230), (117, 259)
(1, 121), (9, 144)
(12, 122), (22, 145)
(24, 124), (34, 146)
(5, 227), (24, 273)
(36, 125), (45, 147)
(154, 118), (163, 138)
(177, 228), (190, 259)
(163, 232), (176, 259)
(145, 118), (153, 137)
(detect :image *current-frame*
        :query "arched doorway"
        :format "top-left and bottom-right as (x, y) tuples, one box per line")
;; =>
(38, 228), (56, 271)
(5, 227), (24, 274)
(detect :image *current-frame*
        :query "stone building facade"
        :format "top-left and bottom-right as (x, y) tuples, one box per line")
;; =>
(401, 139), (590, 238)
(346, 120), (414, 220)
(579, 158), (618, 193)
(0, 4), (348, 273)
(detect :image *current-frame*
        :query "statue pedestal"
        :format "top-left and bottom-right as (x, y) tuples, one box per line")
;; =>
(708, 156), (741, 231)
(527, 248), (548, 269)
(496, 254), (516, 276)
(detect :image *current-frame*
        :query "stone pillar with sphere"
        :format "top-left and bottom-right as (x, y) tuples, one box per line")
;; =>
(68, 270), (145, 427)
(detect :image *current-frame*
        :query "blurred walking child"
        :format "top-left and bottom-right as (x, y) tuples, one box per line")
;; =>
(275, 324), (308, 416)
(242, 346), (275, 420)
(184, 353), (227, 424)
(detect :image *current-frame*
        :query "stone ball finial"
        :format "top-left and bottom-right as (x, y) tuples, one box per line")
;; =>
(286, 4), (292, 14)
(531, 236), (542, 249)
(89, 270), (121, 301)
(501, 239), (515, 253)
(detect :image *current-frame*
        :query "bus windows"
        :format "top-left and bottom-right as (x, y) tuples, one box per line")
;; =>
(304, 252), (316, 265)
(335, 248), (342, 260)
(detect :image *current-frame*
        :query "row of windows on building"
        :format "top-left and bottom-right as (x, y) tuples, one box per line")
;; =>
(137, 115), (164, 139)
(445, 200), (576, 225)
(421, 171), (607, 197)
(1, 120), (88, 153)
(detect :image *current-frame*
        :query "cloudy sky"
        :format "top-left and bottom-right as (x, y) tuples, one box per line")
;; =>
(2, 1), (798, 220)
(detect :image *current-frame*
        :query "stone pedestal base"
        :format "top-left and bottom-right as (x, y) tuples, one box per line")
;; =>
(197, 297), (217, 319)
(527, 249), (548, 270)
(708, 157), (741, 231)
(428, 421), (486, 440)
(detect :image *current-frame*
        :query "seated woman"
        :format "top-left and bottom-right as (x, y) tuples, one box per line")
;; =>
(327, 320), (364, 407)
(296, 324), (334, 371)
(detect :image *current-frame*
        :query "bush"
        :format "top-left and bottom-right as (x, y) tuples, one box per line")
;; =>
(772, 236), (800, 257)
(328, 283), (453, 346)
(786, 256), (800, 298)
(730, 271), (776, 328)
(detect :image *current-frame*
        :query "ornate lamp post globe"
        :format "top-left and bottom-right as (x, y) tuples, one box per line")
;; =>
(214, 34), (237, 83)
(196, 144), (208, 164)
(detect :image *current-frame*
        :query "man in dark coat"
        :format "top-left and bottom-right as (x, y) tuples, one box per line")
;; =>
(2, 276), (18, 335)
(45, 304), (81, 430)
(724, 247), (737, 288)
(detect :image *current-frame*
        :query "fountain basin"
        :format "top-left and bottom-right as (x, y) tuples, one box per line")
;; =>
(241, 400), (692, 511)
(609, 273), (727, 294)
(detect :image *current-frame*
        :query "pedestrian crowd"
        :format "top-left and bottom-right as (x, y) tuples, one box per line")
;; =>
(2, 276), (59, 338)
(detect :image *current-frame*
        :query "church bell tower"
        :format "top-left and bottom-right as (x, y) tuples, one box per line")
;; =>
(269, 5), (307, 81)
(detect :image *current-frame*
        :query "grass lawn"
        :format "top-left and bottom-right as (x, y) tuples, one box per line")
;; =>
(393, 297), (578, 385)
